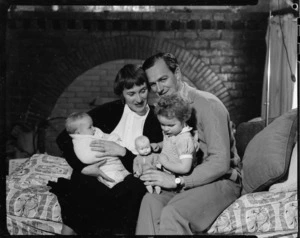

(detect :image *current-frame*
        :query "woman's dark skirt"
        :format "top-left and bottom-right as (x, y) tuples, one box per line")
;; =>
(48, 172), (146, 235)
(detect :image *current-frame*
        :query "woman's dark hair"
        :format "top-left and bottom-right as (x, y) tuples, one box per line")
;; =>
(155, 94), (192, 123)
(142, 52), (179, 73)
(113, 64), (149, 96)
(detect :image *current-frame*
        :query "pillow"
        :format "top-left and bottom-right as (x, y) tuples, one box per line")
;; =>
(269, 142), (297, 193)
(242, 109), (298, 194)
(235, 118), (275, 158)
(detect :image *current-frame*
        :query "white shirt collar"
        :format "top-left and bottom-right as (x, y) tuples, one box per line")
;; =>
(123, 104), (150, 119)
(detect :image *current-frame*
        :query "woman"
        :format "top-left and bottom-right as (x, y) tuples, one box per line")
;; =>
(48, 64), (163, 235)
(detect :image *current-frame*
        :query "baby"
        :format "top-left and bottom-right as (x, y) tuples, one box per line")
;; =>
(65, 112), (130, 188)
(133, 135), (161, 194)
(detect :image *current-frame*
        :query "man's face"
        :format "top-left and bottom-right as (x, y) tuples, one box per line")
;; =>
(145, 59), (180, 97)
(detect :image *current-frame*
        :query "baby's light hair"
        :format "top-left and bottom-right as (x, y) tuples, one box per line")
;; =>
(135, 135), (150, 149)
(65, 112), (92, 134)
(154, 94), (191, 123)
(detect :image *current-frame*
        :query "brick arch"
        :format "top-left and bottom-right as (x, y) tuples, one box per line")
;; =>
(25, 35), (231, 127)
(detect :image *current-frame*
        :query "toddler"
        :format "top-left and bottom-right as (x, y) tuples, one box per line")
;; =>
(65, 112), (130, 188)
(153, 94), (197, 180)
(133, 135), (161, 194)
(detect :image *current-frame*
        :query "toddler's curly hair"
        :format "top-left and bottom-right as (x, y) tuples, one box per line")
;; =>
(154, 94), (191, 123)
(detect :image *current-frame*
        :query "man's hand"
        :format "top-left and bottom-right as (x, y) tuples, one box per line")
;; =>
(140, 169), (176, 189)
(90, 140), (126, 157)
(81, 160), (115, 183)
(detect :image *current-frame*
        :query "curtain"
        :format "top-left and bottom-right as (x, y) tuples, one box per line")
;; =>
(261, 14), (297, 119)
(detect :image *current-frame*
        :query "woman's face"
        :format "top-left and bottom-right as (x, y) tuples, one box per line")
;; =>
(122, 83), (149, 116)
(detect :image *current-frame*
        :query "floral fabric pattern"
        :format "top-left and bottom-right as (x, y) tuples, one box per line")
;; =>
(6, 154), (297, 237)
(208, 191), (298, 237)
(6, 154), (72, 235)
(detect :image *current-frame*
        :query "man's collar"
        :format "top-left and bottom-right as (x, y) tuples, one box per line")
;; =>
(178, 82), (194, 104)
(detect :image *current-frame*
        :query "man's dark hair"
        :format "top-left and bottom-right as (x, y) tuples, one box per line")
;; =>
(142, 52), (179, 73)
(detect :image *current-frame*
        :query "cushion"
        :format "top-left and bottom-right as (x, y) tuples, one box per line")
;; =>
(269, 142), (298, 193)
(241, 109), (298, 194)
(235, 118), (275, 158)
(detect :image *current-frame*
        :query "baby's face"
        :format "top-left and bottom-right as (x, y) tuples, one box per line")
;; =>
(137, 143), (151, 156)
(74, 117), (95, 135)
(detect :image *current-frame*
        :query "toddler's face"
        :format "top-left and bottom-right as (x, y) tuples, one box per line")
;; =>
(157, 115), (184, 137)
(74, 117), (95, 135)
(137, 143), (151, 156)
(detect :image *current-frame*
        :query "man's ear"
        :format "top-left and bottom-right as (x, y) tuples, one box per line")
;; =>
(174, 67), (182, 81)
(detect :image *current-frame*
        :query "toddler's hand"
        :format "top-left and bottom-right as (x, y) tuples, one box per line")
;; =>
(151, 143), (160, 152)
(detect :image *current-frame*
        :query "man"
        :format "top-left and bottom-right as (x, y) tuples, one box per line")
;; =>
(136, 52), (241, 235)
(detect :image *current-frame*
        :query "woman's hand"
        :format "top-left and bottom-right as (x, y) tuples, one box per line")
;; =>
(90, 139), (126, 157)
(81, 160), (115, 183)
(140, 169), (177, 190)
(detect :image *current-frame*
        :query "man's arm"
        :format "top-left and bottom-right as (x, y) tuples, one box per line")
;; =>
(182, 99), (231, 189)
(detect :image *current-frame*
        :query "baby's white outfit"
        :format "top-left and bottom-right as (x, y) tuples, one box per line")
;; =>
(70, 128), (130, 188)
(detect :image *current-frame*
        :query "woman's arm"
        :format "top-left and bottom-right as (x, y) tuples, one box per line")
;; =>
(89, 139), (136, 173)
(56, 129), (86, 172)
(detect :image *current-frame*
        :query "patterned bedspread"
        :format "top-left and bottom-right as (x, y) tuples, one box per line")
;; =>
(207, 188), (298, 237)
(6, 154), (72, 235)
(6, 154), (298, 236)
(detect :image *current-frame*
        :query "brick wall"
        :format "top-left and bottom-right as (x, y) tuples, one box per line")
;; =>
(5, 10), (268, 155)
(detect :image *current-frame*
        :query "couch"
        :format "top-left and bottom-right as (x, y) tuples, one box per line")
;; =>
(6, 109), (298, 236)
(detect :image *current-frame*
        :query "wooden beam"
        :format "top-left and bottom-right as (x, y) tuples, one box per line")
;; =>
(10, 0), (258, 6)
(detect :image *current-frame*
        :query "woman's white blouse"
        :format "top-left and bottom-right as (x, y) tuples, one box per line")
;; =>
(112, 104), (150, 155)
